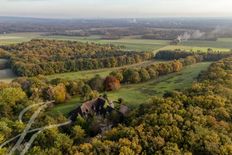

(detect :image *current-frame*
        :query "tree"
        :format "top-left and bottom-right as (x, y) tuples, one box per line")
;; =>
(52, 83), (67, 103)
(0, 87), (26, 106)
(71, 125), (86, 144)
(88, 75), (104, 92)
(110, 71), (123, 82)
(104, 76), (121, 91)
(172, 60), (183, 72)
(80, 84), (94, 101)
(123, 69), (141, 83)
(139, 68), (150, 82)
(147, 68), (158, 79)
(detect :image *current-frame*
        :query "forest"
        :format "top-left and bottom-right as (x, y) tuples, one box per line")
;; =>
(0, 49), (232, 154)
(1, 1), (232, 154)
(0, 40), (153, 76)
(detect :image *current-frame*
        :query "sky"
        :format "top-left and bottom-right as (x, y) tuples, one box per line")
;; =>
(0, 0), (232, 18)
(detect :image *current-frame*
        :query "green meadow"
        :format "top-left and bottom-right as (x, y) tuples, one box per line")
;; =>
(46, 60), (165, 81)
(51, 62), (211, 114)
(0, 33), (230, 114)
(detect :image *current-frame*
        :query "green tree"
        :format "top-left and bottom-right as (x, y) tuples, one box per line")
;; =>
(139, 68), (150, 82)
(88, 75), (104, 92)
(123, 69), (141, 84)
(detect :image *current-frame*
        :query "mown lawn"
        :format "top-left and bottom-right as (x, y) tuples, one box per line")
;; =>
(50, 62), (212, 115)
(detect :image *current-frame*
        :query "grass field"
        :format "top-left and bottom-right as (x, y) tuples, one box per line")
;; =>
(181, 39), (232, 49)
(40, 35), (169, 51)
(155, 45), (231, 53)
(0, 33), (169, 51)
(51, 62), (211, 114)
(42, 36), (232, 52)
(46, 60), (165, 81)
(1, 33), (232, 52)
(0, 33), (41, 45)
(107, 62), (211, 106)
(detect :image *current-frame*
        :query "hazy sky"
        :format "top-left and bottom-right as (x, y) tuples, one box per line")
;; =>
(0, 0), (232, 18)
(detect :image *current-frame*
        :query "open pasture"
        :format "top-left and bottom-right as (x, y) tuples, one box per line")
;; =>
(46, 60), (164, 81)
(1, 32), (232, 52)
(51, 62), (211, 114)
(180, 39), (232, 50)
(0, 33), (41, 45)
(108, 62), (211, 107)
(40, 35), (170, 51)
(156, 45), (231, 53)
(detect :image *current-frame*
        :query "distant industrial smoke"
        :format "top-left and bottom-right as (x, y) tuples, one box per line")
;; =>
(177, 30), (206, 42)
(177, 32), (191, 42)
(177, 27), (232, 43)
(191, 30), (205, 39)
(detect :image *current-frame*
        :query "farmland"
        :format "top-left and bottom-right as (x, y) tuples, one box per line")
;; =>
(0, 33), (41, 45)
(181, 38), (232, 49)
(156, 45), (231, 53)
(0, 33), (169, 51)
(1, 33), (232, 52)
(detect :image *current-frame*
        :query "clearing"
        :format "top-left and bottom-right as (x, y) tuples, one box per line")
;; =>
(46, 60), (166, 81)
(51, 62), (212, 114)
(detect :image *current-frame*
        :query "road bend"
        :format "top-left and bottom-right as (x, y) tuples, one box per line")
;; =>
(20, 120), (72, 155)
(18, 102), (44, 123)
(8, 101), (53, 155)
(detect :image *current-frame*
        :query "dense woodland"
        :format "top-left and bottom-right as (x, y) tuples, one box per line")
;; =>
(0, 51), (232, 154)
(0, 40), (153, 76)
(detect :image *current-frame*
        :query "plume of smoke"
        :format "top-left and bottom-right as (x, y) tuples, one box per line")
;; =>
(177, 30), (206, 42)
(176, 26), (232, 43)
(191, 30), (205, 39)
(177, 32), (191, 42)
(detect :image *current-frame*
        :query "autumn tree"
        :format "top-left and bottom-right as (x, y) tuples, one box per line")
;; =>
(104, 76), (121, 91)
(52, 83), (67, 103)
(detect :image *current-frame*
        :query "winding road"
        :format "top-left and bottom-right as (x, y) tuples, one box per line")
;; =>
(0, 100), (72, 155)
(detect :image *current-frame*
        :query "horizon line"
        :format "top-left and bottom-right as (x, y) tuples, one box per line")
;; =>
(1, 15), (232, 20)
